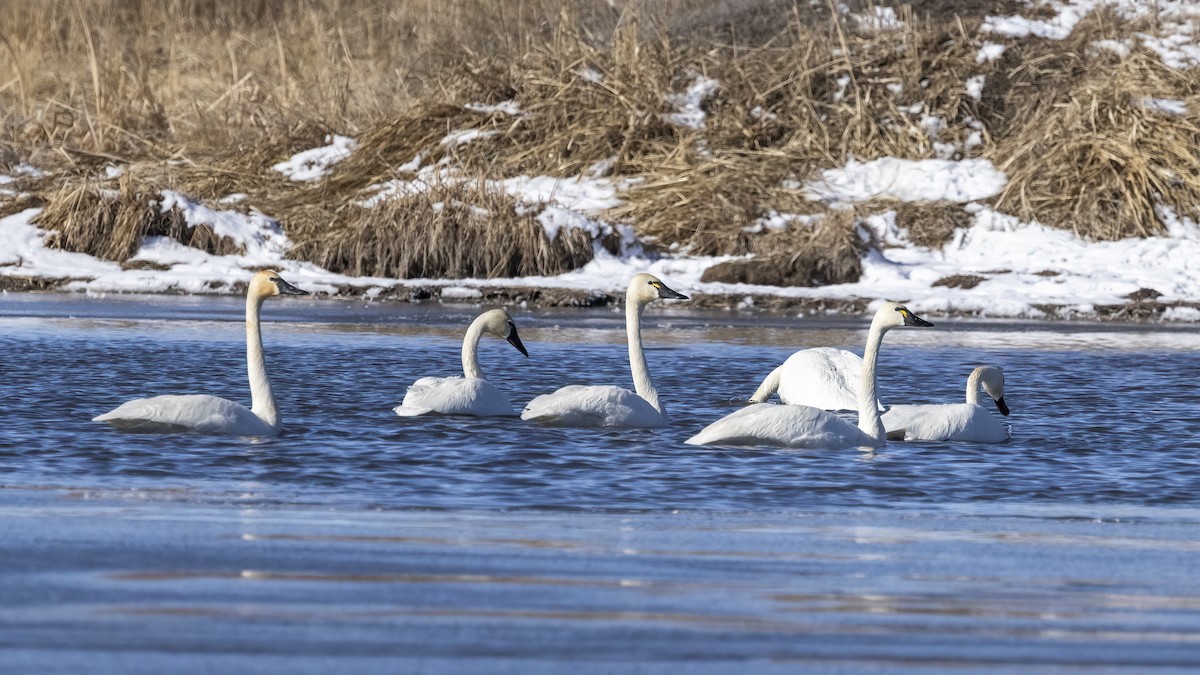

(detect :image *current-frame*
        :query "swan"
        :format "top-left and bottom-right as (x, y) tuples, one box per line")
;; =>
(393, 309), (529, 417)
(686, 302), (933, 449)
(521, 273), (687, 428)
(881, 366), (1010, 442)
(749, 347), (882, 411)
(93, 270), (308, 436)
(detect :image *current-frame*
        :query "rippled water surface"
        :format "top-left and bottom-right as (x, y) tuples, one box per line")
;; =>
(1, 293), (1199, 673)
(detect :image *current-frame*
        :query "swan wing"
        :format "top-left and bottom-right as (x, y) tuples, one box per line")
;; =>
(521, 385), (665, 428)
(394, 377), (516, 417)
(93, 394), (274, 436)
(686, 403), (875, 449)
(882, 403), (1009, 443)
(776, 348), (884, 411)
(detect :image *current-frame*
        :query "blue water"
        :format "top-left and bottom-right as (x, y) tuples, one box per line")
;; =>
(1, 293), (1199, 673)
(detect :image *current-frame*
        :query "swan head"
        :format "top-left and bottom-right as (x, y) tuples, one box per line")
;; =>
(976, 366), (1009, 416)
(480, 308), (528, 357)
(249, 270), (309, 300)
(628, 273), (688, 306)
(873, 301), (934, 331)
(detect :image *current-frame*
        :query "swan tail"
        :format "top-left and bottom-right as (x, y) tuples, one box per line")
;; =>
(748, 366), (782, 404)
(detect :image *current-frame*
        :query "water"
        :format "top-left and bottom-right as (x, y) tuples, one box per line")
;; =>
(1, 293), (1199, 673)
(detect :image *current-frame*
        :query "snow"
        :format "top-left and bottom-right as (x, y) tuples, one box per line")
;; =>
(664, 76), (720, 129)
(1140, 97), (1188, 116)
(985, 0), (1200, 68)
(464, 101), (522, 116)
(802, 158), (1007, 205)
(852, 6), (903, 30)
(976, 43), (1006, 63)
(273, 135), (356, 182)
(7, 24), (1200, 329)
(965, 75), (986, 101)
(158, 191), (289, 260)
(440, 129), (499, 148)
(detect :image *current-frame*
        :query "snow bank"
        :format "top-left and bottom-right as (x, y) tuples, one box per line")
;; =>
(803, 158), (1007, 205)
(272, 135), (356, 182)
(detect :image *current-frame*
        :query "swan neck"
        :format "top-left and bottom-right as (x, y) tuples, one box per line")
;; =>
(857, 320), (887, 443)
(461, 316), (486, 380)
(246, 292), (279, 430)
(626, 296), (663, 418)
(965, 368), (983, 405)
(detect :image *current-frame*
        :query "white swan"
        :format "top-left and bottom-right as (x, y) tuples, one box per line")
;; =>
(394, 309), (528, 417)
(93, 270), (308, 436)
(521, 273), (687, 428)
(749, 347), (882, 411)
(881, 366), (1010, 442)
(686, 302), (933, 449)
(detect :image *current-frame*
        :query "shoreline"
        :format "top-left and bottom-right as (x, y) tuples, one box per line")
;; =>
(3, 275), (1196, 323)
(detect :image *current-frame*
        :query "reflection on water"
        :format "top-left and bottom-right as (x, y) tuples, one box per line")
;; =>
(1, 294), (1200, 672)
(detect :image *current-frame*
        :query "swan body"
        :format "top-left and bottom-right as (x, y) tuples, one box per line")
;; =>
(394, 309), (528, 417)
(687, 302), (933, 449)
(882, 366), (1010, 442)
(750, 348), (882, 411)
(685, 403), (876, 448)
(522, 273), (687, 428)
(93, 270), (308, 436)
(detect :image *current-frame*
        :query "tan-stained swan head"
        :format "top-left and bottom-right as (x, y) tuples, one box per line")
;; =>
(628, 273), (688, 306)
(975, 365), (1009, 416)
(873, 301), (934, 331)
(248, 270), (309, 300)
(479, 308), (528, 357)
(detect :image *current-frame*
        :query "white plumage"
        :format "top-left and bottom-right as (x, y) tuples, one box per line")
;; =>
(93, 270), (308, 437)
(751, 347), (884, 411)
(522, 273), (688, 429)
(687, 302), (934, 449)
(882, 366), (1010, 442)
(394, 309), (529, 418)
(94, 394), (276, 436)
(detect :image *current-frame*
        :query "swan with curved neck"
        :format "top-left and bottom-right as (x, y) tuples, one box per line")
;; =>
(521, 273), (687, 428)
(93, 270), (309, 436)
(882, 366), (1010, 442)
(686, 302), (933, 448)
(394, 309), (529, 417)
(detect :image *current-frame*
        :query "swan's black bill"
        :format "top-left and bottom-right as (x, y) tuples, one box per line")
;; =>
(275, 278), (309, 296)
(994, 396), (1010, 416)
(506, 327), (529, 357)
(901, 310), (933, 327)
(657, 284), (688, 300)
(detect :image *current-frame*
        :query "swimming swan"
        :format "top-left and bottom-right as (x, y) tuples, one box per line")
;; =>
(750, 348), (882, 411)
(93, 270), (308, 436)
(393, 309), (529, 417)
(521, 273), (687, 428)
(686, 303), (933, 449)
(881, 366), (1010, 442)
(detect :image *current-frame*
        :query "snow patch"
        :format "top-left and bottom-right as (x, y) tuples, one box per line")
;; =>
(273, 135), (357, 182)
(803, 157), (1007, 205)
(664, 75), (720, 129)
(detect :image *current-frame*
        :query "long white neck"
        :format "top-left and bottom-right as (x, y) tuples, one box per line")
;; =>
(246, 292), (279, 431)
(626, 293), (664, 418)
(857, 320), (888, 443)
(965, 367), (983, 405)
(461, 315), (487, 379)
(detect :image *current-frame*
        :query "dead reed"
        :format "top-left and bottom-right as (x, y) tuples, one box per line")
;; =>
(3, 0), (1198, 288)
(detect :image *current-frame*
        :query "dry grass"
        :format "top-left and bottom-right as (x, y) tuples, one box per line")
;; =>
(37, 174), (239, 260)
(994, 52), (1200, 239)
(285, 178), (601, 279)
(3, 0), (1199, 289)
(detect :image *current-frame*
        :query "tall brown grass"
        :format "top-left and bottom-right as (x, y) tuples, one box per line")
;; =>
(3, 0), (1198, 288)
